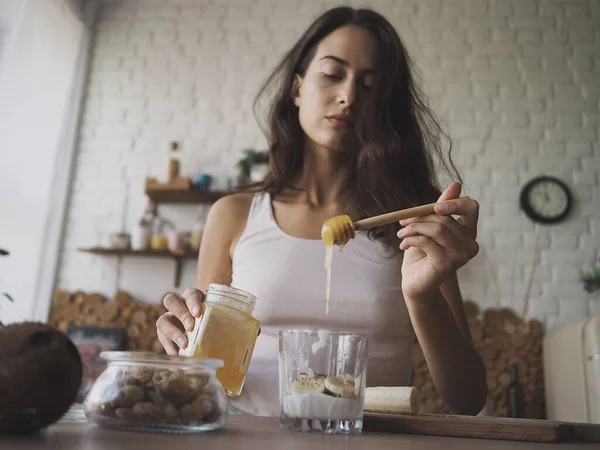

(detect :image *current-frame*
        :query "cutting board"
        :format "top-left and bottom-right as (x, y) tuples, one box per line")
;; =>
(363, 412), (600, 443)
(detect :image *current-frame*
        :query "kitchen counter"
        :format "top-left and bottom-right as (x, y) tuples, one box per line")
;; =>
(1, 415), (597, 450)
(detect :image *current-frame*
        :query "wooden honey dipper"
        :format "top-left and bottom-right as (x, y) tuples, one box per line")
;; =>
(321, 202), (438, 247)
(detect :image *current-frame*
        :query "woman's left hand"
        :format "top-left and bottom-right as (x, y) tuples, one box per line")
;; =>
(399, 181), (480, 301)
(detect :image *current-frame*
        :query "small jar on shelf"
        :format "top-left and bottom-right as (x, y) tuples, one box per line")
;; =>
(189, 212), (205, 251)
(149, 211), (174, 252)
(131, 204), (156, 251)
(167, 230), (187, 255)
(109, 233), (131, 250)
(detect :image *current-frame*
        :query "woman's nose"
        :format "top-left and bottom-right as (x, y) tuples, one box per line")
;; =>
(337, 79), (356, 107)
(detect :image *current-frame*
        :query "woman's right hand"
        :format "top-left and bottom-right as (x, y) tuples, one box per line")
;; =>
(156, 288), (205, 355)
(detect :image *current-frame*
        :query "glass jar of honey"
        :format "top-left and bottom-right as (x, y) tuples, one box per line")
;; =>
(180, 284), (260, 398)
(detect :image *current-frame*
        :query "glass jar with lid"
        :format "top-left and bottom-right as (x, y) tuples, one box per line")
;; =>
(83, 352), (229, 433)
(180, 284), (260, 398)
(149, 211), (174, 251)
(189, 211), (205, 251)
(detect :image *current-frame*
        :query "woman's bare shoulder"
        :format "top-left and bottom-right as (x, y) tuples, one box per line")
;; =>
(209, 191), (255, 221)
(196, 192), (257, 287)
(204, 191), (257, 247)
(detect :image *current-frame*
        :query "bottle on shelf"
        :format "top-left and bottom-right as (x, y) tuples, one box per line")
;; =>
(506, 363), (525, 418)
(131, 203), (156, 251)
(147, 205), (174, 251)
(189, 211), (206, 251)
(168, 141), (180, 182)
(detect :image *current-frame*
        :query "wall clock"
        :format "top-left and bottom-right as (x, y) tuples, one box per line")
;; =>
(519, 175), (573, 224)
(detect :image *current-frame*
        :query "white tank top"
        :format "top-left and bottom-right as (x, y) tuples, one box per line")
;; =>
(229, 192), (413, 416)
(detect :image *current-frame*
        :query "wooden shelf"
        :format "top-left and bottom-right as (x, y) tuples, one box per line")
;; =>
(78, 247), (198, 287)
(78, 247), (197, 258)
(145, 188), (231, 205)
(143, 176), (244, 205)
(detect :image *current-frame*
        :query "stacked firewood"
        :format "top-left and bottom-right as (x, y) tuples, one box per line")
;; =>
(411, 301), (546, 419)
(49, 290), (166, 353)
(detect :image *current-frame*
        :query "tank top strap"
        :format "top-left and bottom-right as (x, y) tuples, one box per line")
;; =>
(247, 191), (270, 220)
(237, 191), (278, 242)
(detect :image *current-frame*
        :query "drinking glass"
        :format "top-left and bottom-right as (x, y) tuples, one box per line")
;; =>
(279, 329), (368, 434)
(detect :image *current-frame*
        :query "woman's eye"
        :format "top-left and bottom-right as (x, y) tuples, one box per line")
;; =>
(322, 73), (342, 80)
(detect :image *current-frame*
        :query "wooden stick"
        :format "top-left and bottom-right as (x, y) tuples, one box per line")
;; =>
(354, 203), (437, 231)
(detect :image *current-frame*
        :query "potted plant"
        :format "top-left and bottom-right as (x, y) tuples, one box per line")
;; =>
(0, 248), (13, 326)
(236, 149), (269, 183)
(581, 257), (600, 295)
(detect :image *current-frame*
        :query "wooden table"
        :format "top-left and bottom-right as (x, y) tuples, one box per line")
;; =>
(1, 416), (597, 450)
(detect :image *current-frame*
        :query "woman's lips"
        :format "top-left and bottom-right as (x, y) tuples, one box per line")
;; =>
(327, 116), (354, 128)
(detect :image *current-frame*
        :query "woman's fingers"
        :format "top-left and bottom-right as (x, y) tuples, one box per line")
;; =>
(398, 221), (462, 255)
(156, 312), (188, 350)
(398, 220), (477, 268)
(163, 292), (195, 332)
(399, 215), (479, 259)
(434, 197), (480, 238)
(157, 327), (180, 356)
(157, 288), (207, 354)
(399, 234), (447, 264)
(400, 214), (464, 242)
(181, 287), (206, 318)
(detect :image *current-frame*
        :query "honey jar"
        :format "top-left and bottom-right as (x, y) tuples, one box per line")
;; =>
(150, 233), (168, 250)
(147, 210), (173, 251)
(180, 284), (260, 398)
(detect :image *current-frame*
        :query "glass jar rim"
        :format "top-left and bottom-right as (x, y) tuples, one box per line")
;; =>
(100, 351), (224, 369)
(278, 328), (368, 338)
(207, 283), (256, 304)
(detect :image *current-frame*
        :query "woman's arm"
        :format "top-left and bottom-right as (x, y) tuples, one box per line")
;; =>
(398, 182), (487, 415)
(405, 272), (487, 415)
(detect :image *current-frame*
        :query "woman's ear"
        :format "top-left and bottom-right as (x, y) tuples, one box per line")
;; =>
(291, 74), (302, 107)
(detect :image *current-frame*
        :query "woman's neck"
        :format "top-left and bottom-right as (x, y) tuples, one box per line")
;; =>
(292, 141), (353, 207)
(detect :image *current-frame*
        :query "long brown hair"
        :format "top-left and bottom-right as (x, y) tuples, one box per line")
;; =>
(252, 6), (460, 251)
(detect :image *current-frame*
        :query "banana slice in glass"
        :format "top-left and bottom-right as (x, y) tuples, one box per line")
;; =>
(292, 375), (326, 394)
(324, 376), (355, 399)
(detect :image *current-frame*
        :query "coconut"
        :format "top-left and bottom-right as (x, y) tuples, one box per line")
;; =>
(0, 322), (83, 434)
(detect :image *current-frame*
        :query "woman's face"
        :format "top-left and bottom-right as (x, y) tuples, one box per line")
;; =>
(293, 25), (378, 153)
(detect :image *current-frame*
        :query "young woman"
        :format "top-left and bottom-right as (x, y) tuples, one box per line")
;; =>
(156, 6), (487, 417)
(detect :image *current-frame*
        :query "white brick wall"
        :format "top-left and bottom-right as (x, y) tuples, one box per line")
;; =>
(58, 0), (600, 332)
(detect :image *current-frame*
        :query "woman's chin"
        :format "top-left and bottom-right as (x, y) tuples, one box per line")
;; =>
(317, 144), (352, 154)
(315, 137), (356, 153)
(303, 132), (357, 155)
